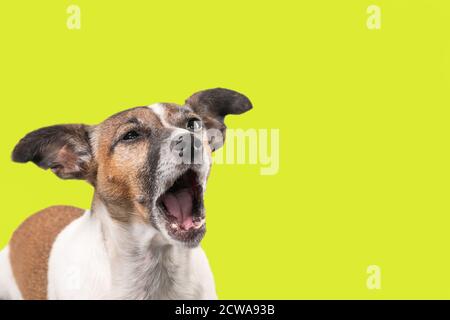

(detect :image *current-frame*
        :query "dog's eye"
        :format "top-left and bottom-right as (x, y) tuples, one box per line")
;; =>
(122, 130), (140, 141)
(186, 118), (202, 132)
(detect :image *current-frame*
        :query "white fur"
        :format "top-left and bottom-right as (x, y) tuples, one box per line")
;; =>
(47, 206), (216, 300)
(47, 210), (112, 299)
(150, 103), (172, 128)
(0, 246), (23, 299)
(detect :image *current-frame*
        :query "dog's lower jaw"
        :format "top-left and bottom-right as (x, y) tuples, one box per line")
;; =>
(94, 201), (216, 300)
(153, 210), (207, 249)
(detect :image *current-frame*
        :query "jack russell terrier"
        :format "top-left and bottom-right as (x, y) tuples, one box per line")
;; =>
(0, 88), (252, 300)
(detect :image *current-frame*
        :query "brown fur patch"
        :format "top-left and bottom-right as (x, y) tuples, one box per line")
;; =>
(93, 107), (165, 223)
(9, 206), (84, 300)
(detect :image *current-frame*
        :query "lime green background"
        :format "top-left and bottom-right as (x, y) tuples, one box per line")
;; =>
(1, 1), (450, 299)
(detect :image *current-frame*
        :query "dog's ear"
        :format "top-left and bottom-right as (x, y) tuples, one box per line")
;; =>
(12, 124), (95, 181)
(185, 88), (252, 151)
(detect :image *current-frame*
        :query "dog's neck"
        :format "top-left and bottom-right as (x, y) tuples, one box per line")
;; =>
(91, 197), (202, 299)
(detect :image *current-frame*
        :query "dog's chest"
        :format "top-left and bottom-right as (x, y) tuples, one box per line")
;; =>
(48, 213), (213, 299)
(114, 244), (203, 299)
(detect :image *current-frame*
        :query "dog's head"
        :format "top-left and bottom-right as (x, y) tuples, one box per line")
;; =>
(12, 88), (252, 247)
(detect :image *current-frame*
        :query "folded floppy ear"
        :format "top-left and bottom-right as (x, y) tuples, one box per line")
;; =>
(185, 88), (252, 151)
(12, 124), (95, 181)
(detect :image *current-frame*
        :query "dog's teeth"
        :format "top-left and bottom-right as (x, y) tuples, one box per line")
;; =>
(194, 220), (205, 229)
(170, 223), (178, 230)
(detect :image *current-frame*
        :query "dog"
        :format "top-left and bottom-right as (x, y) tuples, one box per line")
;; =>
(0, 88), (252, 300)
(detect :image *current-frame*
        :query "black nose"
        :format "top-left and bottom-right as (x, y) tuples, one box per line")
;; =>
(170, 133), (202, 163)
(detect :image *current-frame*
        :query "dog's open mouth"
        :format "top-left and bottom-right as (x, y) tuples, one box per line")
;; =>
(157, 169), (205, 240)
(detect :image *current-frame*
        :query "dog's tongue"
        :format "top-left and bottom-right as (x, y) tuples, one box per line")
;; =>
(162, 189), (193, 229)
